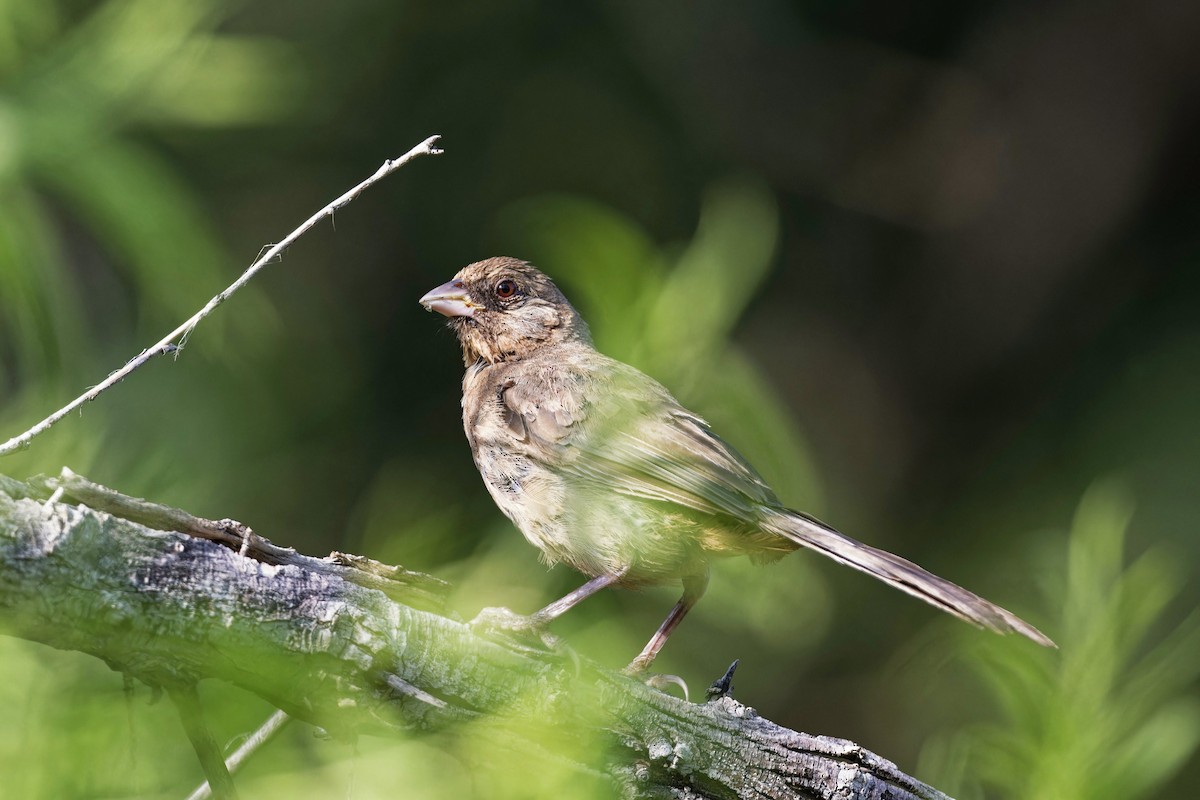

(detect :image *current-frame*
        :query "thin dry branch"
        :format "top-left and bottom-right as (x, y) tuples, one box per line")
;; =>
(0, 471), (953, 800)
(185, 710), (292, 800)
(0, 136), (443, 457)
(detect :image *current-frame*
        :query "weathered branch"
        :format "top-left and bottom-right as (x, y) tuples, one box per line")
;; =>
(0, 471), (951, 800)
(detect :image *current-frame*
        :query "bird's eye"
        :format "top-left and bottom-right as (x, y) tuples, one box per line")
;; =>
(494, 279), (518, 299)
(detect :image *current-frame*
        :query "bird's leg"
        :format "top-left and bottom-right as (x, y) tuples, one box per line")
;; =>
(625, 571), (709, 674)
(531, 571), (624, 624)
(471, 570), (626, 640)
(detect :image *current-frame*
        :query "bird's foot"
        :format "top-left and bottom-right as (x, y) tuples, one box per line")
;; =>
(622, 652), (656, 676)
(622, 656), (690, 701)
(470, 605), (547, 632)
(641, 673), (690, 702)
(470, 606), (562, 654)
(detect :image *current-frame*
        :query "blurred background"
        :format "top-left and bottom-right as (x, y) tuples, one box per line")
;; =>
(0, 0), (1198, 798)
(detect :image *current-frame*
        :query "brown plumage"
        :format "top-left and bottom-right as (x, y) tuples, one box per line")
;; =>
(420, 257), (1054, 671)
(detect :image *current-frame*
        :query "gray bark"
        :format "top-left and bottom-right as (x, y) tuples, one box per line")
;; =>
(0, 470), (951, 800)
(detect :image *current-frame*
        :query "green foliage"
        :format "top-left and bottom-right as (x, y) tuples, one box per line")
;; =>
(0, 5), (303, 796)
(921, 482), (1200, 800)
(0, 1), (1195, 797)
(0, 0), (295, 470)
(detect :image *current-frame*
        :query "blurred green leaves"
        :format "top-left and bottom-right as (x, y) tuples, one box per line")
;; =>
(924, 481), (1200, 800)
(0, 0), (297, 458)
(0, 12), (304, 789)
(0, 1), (1190, 796)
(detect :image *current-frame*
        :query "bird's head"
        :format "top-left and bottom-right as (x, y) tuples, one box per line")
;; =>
(419, 257), (591, 365)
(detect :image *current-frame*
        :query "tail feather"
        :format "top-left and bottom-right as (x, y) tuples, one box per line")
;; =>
(761, 509), (1055, 648)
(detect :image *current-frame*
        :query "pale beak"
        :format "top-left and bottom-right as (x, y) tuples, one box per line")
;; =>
(419, 279), (478, 318)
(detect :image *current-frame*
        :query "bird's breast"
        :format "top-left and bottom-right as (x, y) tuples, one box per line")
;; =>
(458, 357), (716, 584)
(462, 362), (573, 559)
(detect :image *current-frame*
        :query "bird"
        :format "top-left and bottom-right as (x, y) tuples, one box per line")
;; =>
(420, 256), (1054, 672)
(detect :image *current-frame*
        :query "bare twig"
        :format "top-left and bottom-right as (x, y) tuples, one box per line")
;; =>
(185, 710), (292, 800)
(169, 683), (240, 800)
(0, 136), (443, 457)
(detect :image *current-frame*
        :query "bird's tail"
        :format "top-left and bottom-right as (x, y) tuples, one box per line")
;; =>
(759, 508), (1055, 647)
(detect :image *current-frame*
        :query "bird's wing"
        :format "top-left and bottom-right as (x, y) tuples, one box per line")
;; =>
(501, 357), (779, 520)
(502, 354), (1056, 647)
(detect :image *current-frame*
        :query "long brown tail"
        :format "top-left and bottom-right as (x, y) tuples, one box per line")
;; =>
(760, 509), (1055, 647)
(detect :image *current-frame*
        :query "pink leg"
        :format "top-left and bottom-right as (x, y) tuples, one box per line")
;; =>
(532, 572), (623, 623)
(473, 569), (629, 635)
(626, 572), (708, 673)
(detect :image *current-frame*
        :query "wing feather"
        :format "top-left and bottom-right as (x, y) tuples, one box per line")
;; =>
(500, 358), (778, 520)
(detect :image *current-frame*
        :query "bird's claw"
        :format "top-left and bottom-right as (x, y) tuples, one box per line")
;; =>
(470, 606), (562, 653)
(641, 673), (690, 702)
(622, 653), (655, 676)
(470, 605), (545, 632)
(622, 656), (691, 701)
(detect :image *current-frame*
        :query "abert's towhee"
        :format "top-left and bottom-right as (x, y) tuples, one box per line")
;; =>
(421, 257), (1053, 671)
